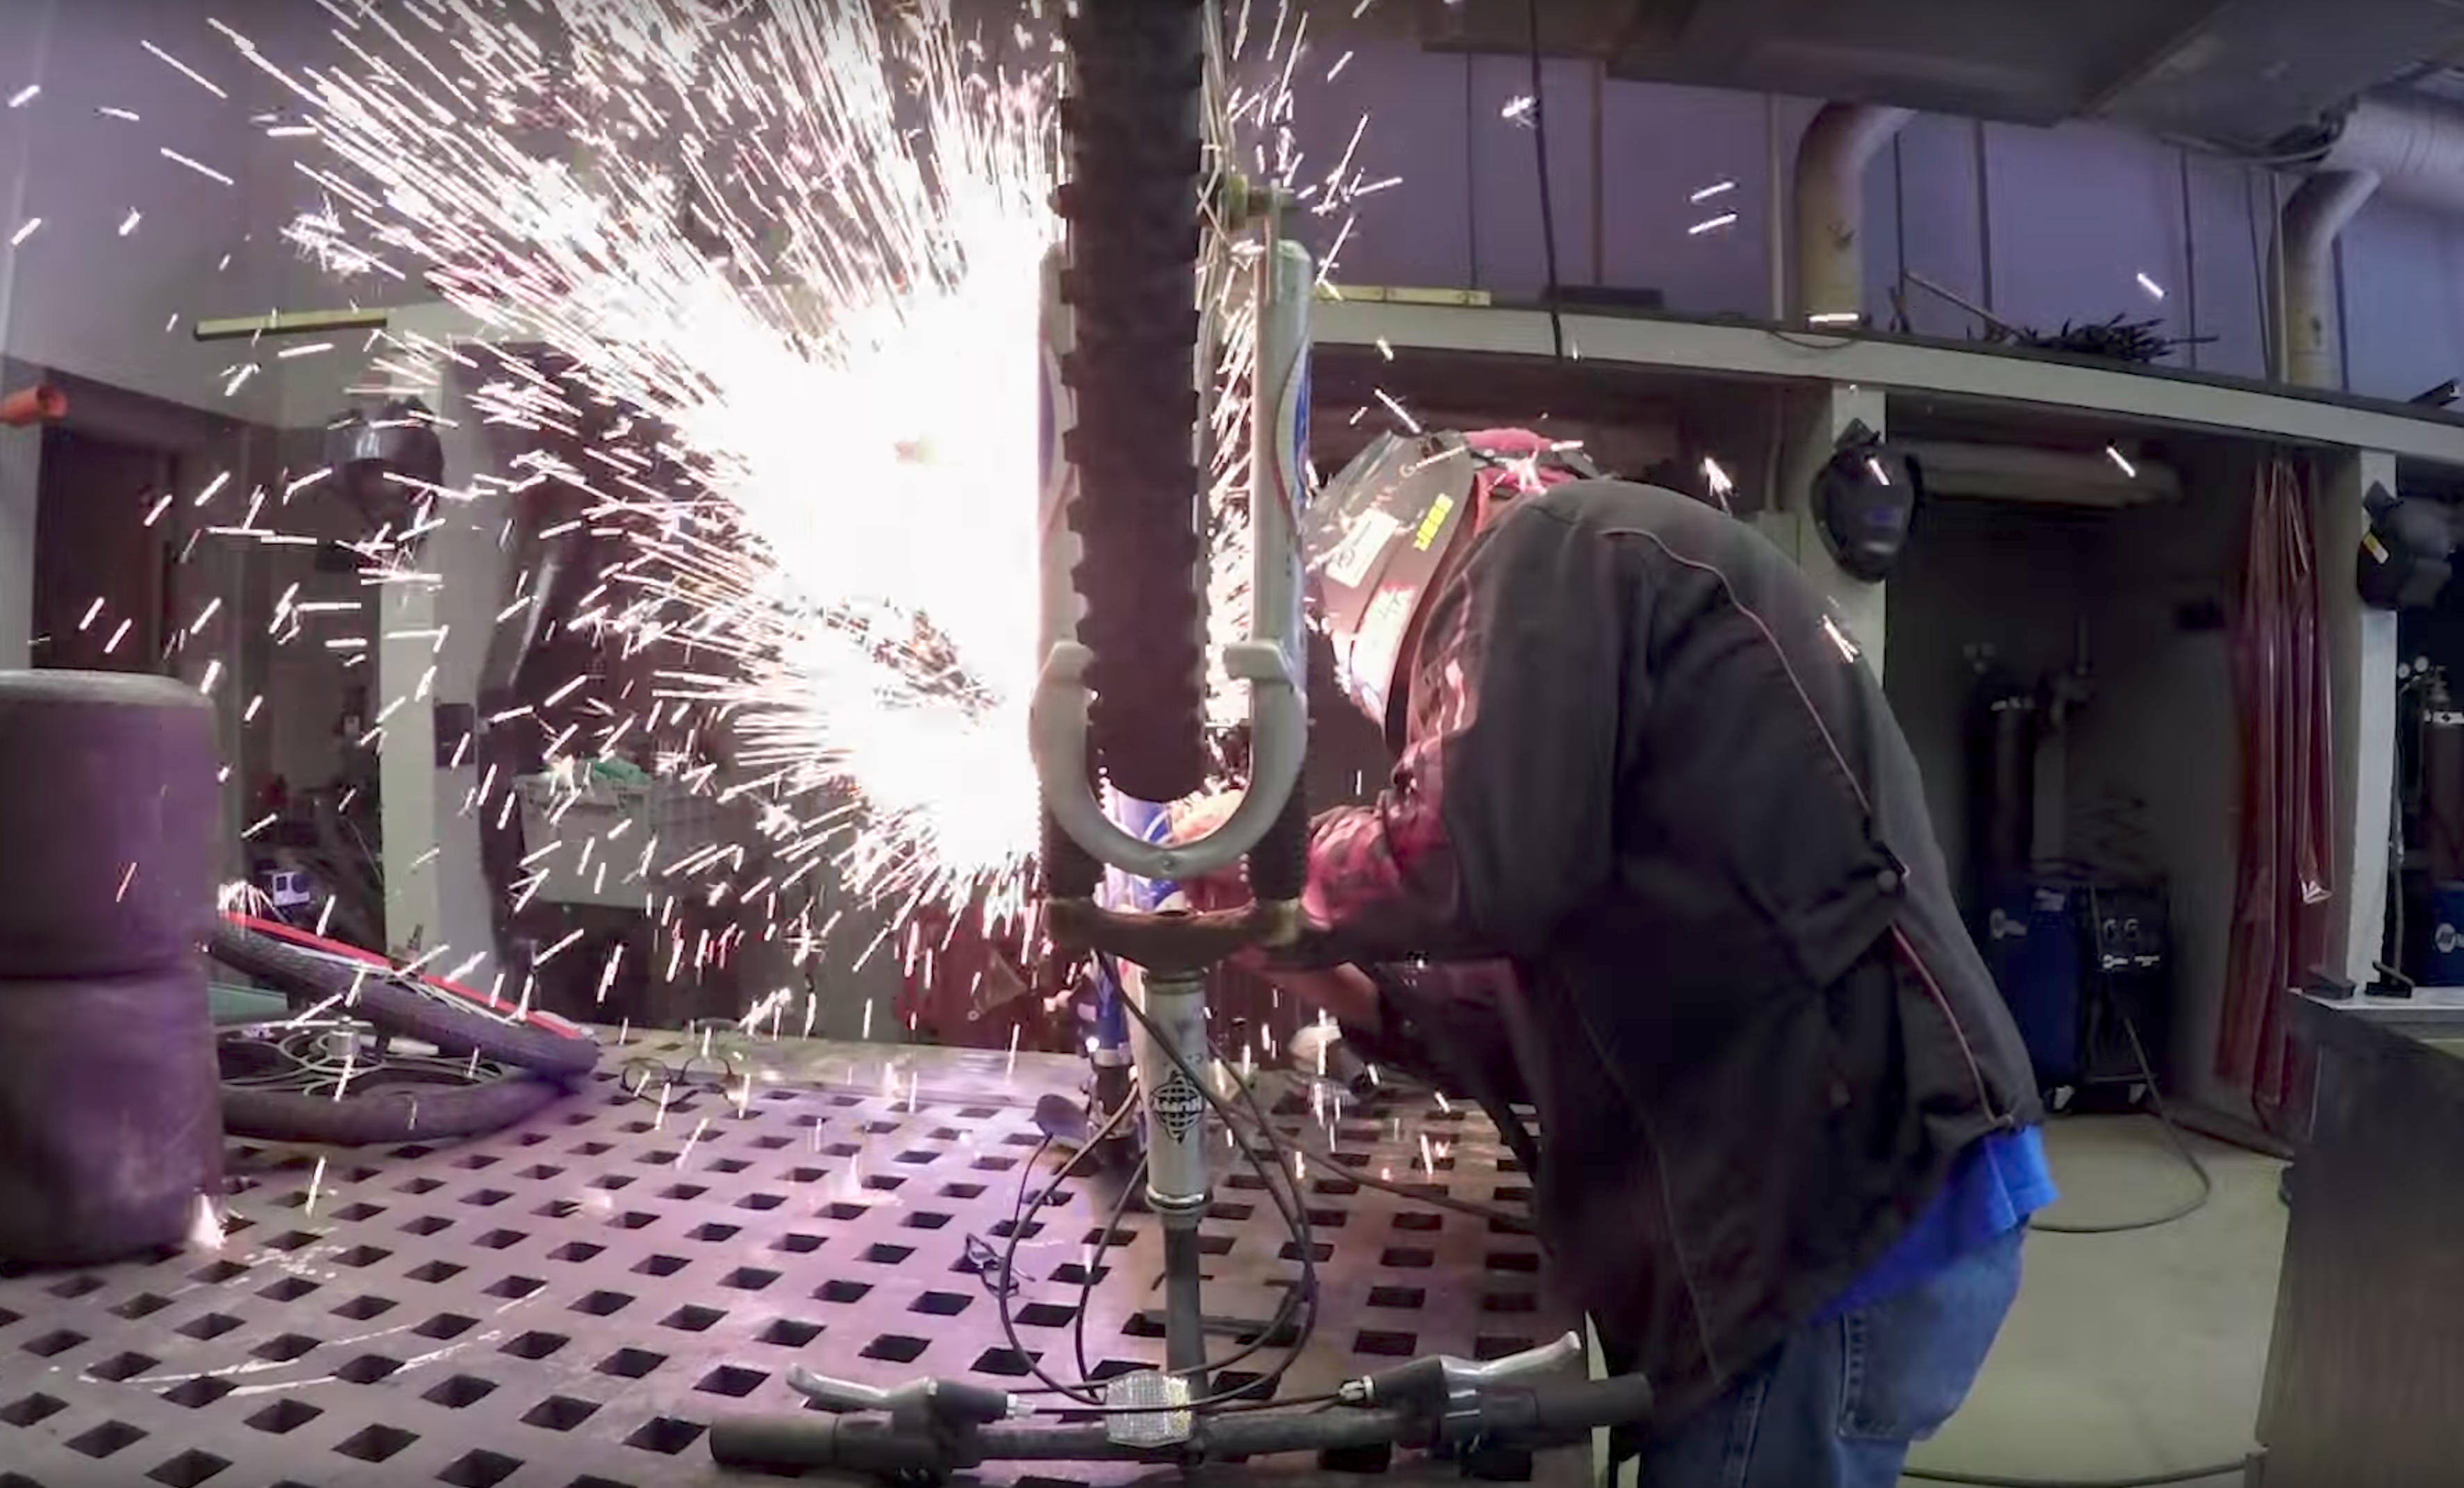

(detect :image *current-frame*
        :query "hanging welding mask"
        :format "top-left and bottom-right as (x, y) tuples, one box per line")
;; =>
(323, 397), (446, 535)
(1810, 422), (1921, 583)
(1306, 429), (1595, 746)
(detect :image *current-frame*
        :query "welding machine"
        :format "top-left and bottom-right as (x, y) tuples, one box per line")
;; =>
(1981, 874), (2171, 1106)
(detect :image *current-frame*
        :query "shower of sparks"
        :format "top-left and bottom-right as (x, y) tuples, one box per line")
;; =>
(158, 0), (1382, 1002)
(2135, 272), (2166, 301)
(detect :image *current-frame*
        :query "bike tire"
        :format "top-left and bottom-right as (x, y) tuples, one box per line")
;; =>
(205, 920), (599, 1083)
(1057, 0), (1213, 804)
(221, 1073), (567, 1146)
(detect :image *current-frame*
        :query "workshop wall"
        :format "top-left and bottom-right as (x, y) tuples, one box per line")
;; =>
(1279, 41), (2463, 404)
(1879, 458), (2247, 1109)
(0, 1), (301, 424)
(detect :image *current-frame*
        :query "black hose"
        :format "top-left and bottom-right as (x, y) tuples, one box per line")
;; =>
(1056, 0), (1213, 802)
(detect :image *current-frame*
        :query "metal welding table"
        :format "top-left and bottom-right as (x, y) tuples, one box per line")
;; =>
(0, 1035), (1576, 1488)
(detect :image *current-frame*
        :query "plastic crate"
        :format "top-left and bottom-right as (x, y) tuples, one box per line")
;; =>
(515, 775), (733, 908)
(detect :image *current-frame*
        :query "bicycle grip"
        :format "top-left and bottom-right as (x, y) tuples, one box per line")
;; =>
(708, 1414), (942, 1473)
(1493, 1373), (1655, 1437)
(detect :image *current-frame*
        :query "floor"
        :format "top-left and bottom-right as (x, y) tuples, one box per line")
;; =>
(1903, 1114), (2288, 1488)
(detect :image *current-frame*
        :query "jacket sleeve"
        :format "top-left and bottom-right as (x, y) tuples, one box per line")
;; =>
(1342, 959), (1535, 1107)
(1288, 504), (1626, 965)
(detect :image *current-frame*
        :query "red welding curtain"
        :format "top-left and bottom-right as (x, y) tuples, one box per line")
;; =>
(2216, 456), (2335, 1116)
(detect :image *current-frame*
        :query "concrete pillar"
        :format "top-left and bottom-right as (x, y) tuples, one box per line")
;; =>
(1758, 382), (1889, 679)
(376, 365), (509, 981)
(2315, 448), (2399, 987)
(0, 359), (38, 671)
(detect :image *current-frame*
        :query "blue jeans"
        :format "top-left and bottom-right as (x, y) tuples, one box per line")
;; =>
(1635, 1225), (2024, 1487)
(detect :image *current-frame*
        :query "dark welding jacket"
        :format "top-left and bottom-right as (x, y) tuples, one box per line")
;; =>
(1289, 479), (2043, 1434)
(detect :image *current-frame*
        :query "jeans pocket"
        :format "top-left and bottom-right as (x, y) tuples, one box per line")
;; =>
(1836, 1227), (2024, 1443)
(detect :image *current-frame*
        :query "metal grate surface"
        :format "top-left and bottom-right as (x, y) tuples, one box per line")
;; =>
(0, 1035), (1573, 1488)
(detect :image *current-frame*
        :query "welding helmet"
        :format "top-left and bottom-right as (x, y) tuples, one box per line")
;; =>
(1306, 429), (1596, 744)
(324, 396), (446, 534)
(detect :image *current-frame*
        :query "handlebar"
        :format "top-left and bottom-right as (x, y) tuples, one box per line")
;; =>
(708, 1371), (1654, 1476)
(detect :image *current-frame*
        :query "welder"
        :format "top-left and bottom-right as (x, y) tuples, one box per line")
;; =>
(1178, 429), (2054, 1487)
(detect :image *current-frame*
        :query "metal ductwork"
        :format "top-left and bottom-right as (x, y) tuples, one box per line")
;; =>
(1793, 103), (1915, 321)
(2275, 170), (2382, 389)
(2320, 93), (2464, 216)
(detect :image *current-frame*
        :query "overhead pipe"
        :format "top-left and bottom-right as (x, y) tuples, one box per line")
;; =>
(2321, 94), (2464, 215)
(1792, 102), (1915, 322)
(2275, 170), (2380, 388)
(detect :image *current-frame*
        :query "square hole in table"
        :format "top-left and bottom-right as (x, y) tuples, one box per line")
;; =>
(910, 1292), (971, 1317)
(757, 1319), (823, 1348)
(520, 1164), (566, 1182)
(163, 1379), (235, 1409)
(625, 1417), (705, 1455)
(400, 1177), (445, 1196)
(332, 1244), (393, 1268)
(550, 1241), (606, 1262)
(939, 1182), (986, 1200)
(695, 1366), (767, 1398)
(332, 1293), (398, 1321)
(408, 1259), (467, 1284)
(1381, 1248), (1435, 1269)
(860, 1334), (929, 1364)
(251, 1334), (319, 1364)
(335, 1423), (419, 1462)
(816, 1280), (872, 1305)
(1015, 1303), (1076, 1328)
(597, 1347), (666, 1379)
(113, 1292), (172, 1320)
(609, 1212), (657, 1231)
(176, 1314), (240, 1341)
(0, 1393), (65, 1427)
(261, 1230), (319, 1253)
(440, 1448), (525, 1488)
(522, 1395), (600, 1432)
(706, 1157), (751, 1175)
(660, 1182), (709, 1202)
(861, 1243), (914, 1265)
(485, 1275), (547, 1301)
(737, 1192), (787, 1212)
(336, 1354), (403, 1384)
(970, 1348), (1037, 1377)
(688, 1223), (740, 1243)
(822, 1201), (869, 1222)
(454, 1154), (503, 1171)
(258, 1275), (318, 1303)
(67, 1421), (146, 1459)
(415, 1313), (479, 1341)
(572, 1289), (633, 1316)
(474, 1227), (528, 1250)
(772, 1234), (824, 1255)
(719, 1266), (780, 1292)
(424, 1374), (497, 1409)
(503, 1330), (571, 1361)
(661, 1305), (725, 1333)
(245, 1399), (320, 1435)
(192, 1259), (249, 1284)
(633, 1254), (688, 1278)
(89, 1350), (158, 1382)
(147, 1446), (231, 1486)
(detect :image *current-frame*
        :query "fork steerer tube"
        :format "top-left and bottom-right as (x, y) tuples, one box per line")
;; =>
(1129, 966), (1213, 1378)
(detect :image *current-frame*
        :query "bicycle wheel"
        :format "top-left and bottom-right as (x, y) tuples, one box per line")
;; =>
(206, 918), (599, 1082)
(218, 1030), (567, 1144)
(1057, 0), (1213, 805)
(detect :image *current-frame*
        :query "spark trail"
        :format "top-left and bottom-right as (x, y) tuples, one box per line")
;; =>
(185, 0), (1378, 988)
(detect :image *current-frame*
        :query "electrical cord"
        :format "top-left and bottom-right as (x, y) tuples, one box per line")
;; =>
(987, 977), (1322, 1412)
(2028, 998), (2213, 1235)
(1522, 0), (1565, 361)
(1903, 1462), (2250, 1487)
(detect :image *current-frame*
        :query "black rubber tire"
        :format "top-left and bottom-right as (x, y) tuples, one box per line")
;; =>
(220, 1070), (567, 1146)
(0, 671), (219, 978)
(0, 968), (223, 1266)
(205, 920), (600, 1083)
(1058, 0), (1213, 804)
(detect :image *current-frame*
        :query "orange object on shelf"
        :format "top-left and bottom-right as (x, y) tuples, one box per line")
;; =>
(0, 384), (66, 427)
